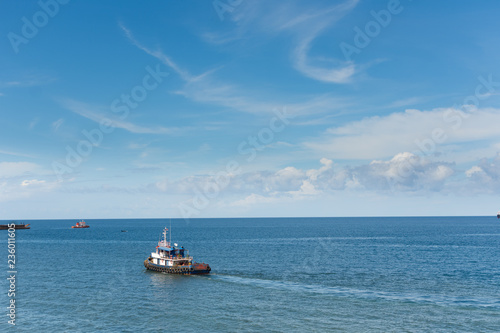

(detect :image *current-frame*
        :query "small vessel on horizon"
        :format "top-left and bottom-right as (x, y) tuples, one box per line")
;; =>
(0, 223), (30, 230)
(497, 211), (500, 219)
(144, 227), (211, 275)
(72, 220), (90, 228)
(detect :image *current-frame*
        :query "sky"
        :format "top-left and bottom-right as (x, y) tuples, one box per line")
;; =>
(1, 0), (500, 219)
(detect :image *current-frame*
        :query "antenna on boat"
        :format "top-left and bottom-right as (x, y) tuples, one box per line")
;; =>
(169, 218), (172, 245)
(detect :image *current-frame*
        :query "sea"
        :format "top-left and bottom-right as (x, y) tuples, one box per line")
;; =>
(0, 217), (499, 332)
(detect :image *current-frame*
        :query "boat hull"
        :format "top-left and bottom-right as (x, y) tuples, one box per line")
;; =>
(0, 224), (30, 230)
(144, 258), (211, 275)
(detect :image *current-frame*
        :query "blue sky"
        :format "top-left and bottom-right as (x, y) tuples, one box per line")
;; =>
(1, 0), (500, 219)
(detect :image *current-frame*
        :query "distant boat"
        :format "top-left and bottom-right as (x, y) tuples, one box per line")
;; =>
(121, 230), (128, 232)
(0, 223), (30, 230)
(497, 211), (500, 219)
(72, 220), (90, 228)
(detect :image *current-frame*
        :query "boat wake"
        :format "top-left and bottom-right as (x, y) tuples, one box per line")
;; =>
(211, 274), (500, 309)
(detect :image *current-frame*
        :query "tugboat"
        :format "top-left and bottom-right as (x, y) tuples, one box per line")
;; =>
(144, 227), (211, 275)
(72, 220), (90, 228)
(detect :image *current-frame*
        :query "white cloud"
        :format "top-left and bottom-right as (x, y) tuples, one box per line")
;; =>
(229, 193), (285, 207)
(464, 153), (500, 193)
(0, 164), (59, 203)
(0, 162), (42, 178)
(152, 153), (455, 205)
(58, 152), (500, 215)
(215, 153), (456, 209)
(465, 166), (483, 178)
(303, 107), (500, 160)
(358, 152), (455, 192)
(21, 179), (46, 187)
(0, 179), (59, 203)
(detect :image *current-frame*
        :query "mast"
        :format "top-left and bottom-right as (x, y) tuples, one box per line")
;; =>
(169, 218), (172, 245)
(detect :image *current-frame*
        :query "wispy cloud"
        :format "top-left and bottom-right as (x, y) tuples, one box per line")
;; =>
(0, 75), (57, 88)
(292, 0), (359, 83)
(119, 22), (193, 82)
(202, 0), (360, 83)
(28, 117), (40, 130)
(120, 22), (274, 114)
(386, 97), (424, 109)
(60, 98), (190, 135)
(52, 118), (64, 131)
(120, 22), (354, 118)
(0, 150), (37, 159)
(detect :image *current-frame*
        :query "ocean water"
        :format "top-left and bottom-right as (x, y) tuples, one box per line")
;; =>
(1, 217), (499, 332)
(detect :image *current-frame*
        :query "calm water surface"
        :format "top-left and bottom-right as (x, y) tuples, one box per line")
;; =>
(1, 217), (499, 332)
